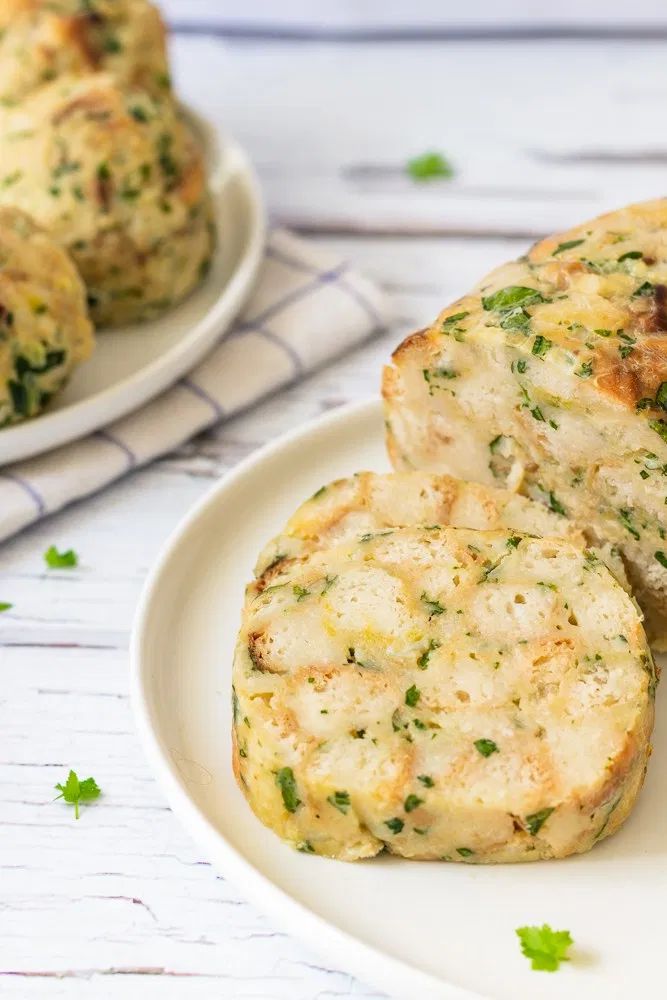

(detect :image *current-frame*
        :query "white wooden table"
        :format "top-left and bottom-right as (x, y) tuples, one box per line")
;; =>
(3, 17), (667, 999)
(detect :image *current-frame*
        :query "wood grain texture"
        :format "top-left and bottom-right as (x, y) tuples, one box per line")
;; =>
(2, 24), (662, 1000)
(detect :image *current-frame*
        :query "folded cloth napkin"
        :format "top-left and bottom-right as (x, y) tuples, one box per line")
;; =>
(0, 229), (392, 543)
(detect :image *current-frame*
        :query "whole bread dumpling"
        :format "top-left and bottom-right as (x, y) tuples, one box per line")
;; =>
(0, 207), (93, 426)
(0, 0), (171, 105)
(0, 74), (214, 327)
(234, 526), (655, 861)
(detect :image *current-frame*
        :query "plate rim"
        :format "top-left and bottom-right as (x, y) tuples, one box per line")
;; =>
(129, 397), (487, 1000)
(0, 108), (266, 466)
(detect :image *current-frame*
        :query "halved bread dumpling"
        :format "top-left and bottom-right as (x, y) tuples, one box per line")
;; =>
(383, 198), (667, 647)
(234, 526), (655, 862)
(255, 470), (628, 592)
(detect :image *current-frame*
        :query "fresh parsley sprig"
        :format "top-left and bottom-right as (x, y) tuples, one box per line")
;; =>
(44, 545), (78, 569)
(54, 770), (101, 820)
(516, 923), (573, 971)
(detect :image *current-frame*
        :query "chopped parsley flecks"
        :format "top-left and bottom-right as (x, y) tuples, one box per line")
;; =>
(0, 602), (12, 612)
(442, 311), (469, 331)
(532, 335), (552, 358)
(649, 419), (667, 444)
(655, 551), (667, 569)
(276, 767), (301, 813)
(311, 485), (327, 499)
(506, 536), (521, 550)
(54, 770), (101, 820)
(456, 847), (475, 857)
(321, 574), (338, 595)
(417, 774), (435, 788)
(633, 280), (655, 297)
(421, 592), (446, 618)
(292, 584), (311, 602)
(516, 924), (573, 972)
(474, 738), (499, 758)
(417, 638), (441, 670)
(655, 382), (667, 411)
(404, 794), (424, 813)
(406, 151), (455, 182)
(552, 238), (585, 256)
(385, 817), (404, 834)
(327, 790), (351, 814)
(618, 250), (642, 262)
(482, 286), (545, 312)
(575, 360), (594, 379)
(525, 807), (554, 835)
(618, 508), (641, 541)
(405, 684), (421, 707)
(44, 545), (78, 569)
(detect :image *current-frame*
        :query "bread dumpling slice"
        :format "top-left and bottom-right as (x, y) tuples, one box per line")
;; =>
(255, 470), (627, 592)
(233, 526), (655, 861)
(383, 198), (667, 648)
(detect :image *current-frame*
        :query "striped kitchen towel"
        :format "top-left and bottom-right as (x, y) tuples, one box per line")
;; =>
(0, 229), (392, 543)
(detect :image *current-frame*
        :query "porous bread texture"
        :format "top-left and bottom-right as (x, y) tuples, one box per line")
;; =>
(255, 469), (628, 591)
(233, 526), (655, 862)
(383, 198), (667, 648)
(0, 206), (93, 425)
(0, 0), (170, 104)
(0, 73), (214, 327)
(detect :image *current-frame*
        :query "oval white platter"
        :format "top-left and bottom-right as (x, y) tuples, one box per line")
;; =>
(0, 110), (265, 466)
(131, 397), (667, 1000)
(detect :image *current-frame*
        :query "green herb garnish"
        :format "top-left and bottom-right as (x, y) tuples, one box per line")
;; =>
(474, 738), (499, 758)
(44, 545), (78, 568)
(516, 924), (573, 972)
(276, 767), (301, 813)
(525, 807), (554, 835)
(406, 151), (454, 181)
(327, 790), (351, 814)
(385, 817), (404, 834)
(553, 238), (584, 255)
(54, 770), (101, 820)
(404, 794), (424, 813)
(405, 684), (421, 707)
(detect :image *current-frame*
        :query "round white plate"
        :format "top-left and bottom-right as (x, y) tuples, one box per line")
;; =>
(0, 110), (265, 466)
(131, 398), (666, 1000)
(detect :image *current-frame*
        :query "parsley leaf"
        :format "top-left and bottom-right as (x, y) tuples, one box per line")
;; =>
(421, 592), (445, 618)
(525, 807), (554, 835)
(0, 602), (12, 612)
(385, 817), (404, 834)
(516, 924), (573, 972)
(474, 738), (499, 757)
(482, 286), (545, 312)
(552, 238), (585, 255)
(655, 551), (667, 569)
(405, 684), (421, 707)
(44, 545), (78, 568)
(54, 770), (101, 820)
(417, 638), (440, 669)
(406, 151), (454, 182)
(532, 335), (552, 358)
(276, 767), (301, 813)
(327, 790), (351, 814)
(417, 774), (434, 787)
(404, 794), (424, 813)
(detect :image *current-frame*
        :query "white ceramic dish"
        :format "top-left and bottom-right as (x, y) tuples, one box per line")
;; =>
(131, 398), (667, 1000)
(0, 109), (265, 466)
